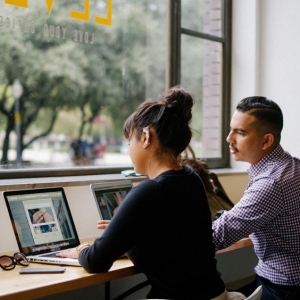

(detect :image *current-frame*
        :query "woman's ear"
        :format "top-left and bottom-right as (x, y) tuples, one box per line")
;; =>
(262, 133), (274, 150)
(142, 127), (150, 148)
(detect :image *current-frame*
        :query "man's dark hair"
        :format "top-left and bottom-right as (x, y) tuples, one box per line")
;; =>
(236, 96), (283, 142)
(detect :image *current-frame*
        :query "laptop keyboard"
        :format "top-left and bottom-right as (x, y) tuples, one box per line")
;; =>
(41, 252), (60, 258)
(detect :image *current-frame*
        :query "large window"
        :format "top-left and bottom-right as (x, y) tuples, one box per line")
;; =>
(0, 0), (231, 177)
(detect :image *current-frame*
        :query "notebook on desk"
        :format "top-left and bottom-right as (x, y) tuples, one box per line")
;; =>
(3, 187), (81, 266)
(90, 180), (132, 220)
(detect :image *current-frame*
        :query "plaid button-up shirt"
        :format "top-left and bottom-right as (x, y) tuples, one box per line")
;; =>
(213, 145), (300, 286)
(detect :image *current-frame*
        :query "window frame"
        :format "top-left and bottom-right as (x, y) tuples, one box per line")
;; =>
(171, 0), (232, 169)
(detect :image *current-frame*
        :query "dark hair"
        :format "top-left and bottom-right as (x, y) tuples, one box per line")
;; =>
(236, 96), (283, 141)
(123, 84), (194, 158)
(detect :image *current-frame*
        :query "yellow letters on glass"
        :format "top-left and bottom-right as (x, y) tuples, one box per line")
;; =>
(95, 0), (112, 26)
(5, 0), (28, 8)
(4, 0), (112, 26)
(70, 0), (90, 22)
(45, 0), (54, 14)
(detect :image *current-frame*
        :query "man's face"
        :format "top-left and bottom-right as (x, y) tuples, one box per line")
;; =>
(226, 110), (267, 165)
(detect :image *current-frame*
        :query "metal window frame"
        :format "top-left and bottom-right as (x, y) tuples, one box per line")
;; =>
(168, 0), (232, 169)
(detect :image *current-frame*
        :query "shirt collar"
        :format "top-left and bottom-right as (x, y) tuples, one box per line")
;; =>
(248, 145), (284, 177)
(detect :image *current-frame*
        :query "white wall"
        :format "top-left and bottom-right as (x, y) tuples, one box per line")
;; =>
(231, 0), (300, 170)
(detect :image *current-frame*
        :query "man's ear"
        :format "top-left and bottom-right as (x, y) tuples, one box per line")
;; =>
(262, 133), (274, 150)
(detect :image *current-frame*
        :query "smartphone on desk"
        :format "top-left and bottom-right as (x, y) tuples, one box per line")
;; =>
(19, 267), (66, 274)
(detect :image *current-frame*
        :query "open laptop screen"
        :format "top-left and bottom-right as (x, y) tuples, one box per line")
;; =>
(90, 180), (132, 220)
(3, 187), (80, 256)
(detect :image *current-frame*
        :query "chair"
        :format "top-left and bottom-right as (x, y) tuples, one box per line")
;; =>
(245, 285), (263, 300)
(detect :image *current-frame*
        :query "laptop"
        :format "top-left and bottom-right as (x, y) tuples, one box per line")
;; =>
(3, 187), (81, 266)
(90, 180), (133, 220)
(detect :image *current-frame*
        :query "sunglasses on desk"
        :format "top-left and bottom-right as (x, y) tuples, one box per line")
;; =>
(0, 252), (29, 270)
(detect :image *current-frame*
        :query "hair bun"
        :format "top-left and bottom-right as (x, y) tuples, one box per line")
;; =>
(160, 85), (194, 123)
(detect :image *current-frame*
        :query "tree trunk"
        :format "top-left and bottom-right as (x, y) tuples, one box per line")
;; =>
(1, 115), (14, 164)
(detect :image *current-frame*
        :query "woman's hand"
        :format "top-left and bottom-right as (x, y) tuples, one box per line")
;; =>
(97, 220), (110, 230)
(56, 221), (109, 259)
(56, 242), (90, 259)
(56, 247), (78, 259)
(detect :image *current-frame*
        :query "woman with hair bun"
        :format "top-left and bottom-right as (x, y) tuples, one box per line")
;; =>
(57, 85), (229, 299)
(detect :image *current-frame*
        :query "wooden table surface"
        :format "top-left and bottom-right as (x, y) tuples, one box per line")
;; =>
(0, 257), (136, 300)
(1, 238), (253, 300)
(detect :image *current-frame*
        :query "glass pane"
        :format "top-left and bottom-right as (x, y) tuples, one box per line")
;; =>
(181, 0), (223, 38)
(0, 0), (168, 169)
(181, 35), (223, 158)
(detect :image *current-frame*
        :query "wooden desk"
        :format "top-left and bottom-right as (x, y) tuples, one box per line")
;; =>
(0, 258), (137, 300)
(1, 238), (253, 300)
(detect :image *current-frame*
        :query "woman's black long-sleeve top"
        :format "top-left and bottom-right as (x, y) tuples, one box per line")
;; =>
(79, 166), (225, 299)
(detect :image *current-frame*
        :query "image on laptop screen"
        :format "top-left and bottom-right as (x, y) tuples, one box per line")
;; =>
(3, 187), (80, 257)
(90, 180), (132, 220)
